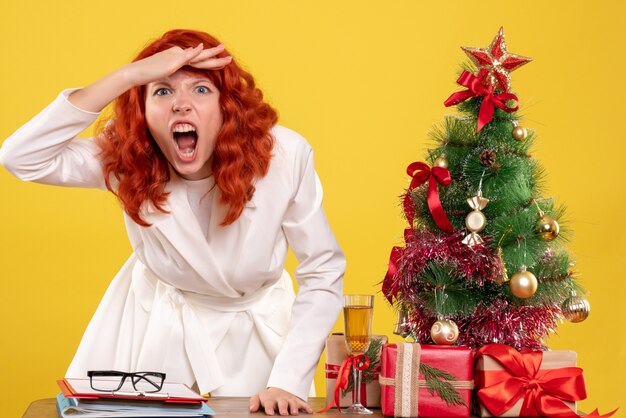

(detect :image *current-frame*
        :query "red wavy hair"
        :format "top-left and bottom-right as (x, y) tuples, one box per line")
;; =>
(97, 29), (278, 226)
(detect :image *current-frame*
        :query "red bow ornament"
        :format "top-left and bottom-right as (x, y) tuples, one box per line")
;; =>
(382, 229), (414, 303)
(388, 163), (452, 304)
(444, 71), (519, 132)
(475, 344), (617, 418)
(403, 161), (453, 234)
(382, 246), (403, 304)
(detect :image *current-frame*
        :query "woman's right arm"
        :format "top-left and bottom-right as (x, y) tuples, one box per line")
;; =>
(0, 90), (108, 188)
(0, 44), (230, 188)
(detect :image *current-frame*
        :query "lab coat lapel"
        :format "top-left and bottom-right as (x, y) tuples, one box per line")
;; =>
(139, 174), (256, 296)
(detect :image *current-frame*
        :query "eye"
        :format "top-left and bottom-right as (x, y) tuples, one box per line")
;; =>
(195, 85), (210, 94)
(154, 87), (171, 96)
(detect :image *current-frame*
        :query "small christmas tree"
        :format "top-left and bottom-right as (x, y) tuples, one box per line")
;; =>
(383, 27), (590, 351)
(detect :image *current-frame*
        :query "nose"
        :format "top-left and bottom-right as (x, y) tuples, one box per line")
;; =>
(172, 94), (192, 113)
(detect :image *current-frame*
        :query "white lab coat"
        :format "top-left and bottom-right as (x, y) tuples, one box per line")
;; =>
(0, 90), (345, 400)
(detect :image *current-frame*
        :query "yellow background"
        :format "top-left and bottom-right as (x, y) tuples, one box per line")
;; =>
(1, 1), (624, 416)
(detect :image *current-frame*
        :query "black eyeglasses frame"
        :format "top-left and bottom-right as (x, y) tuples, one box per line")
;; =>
(87, 370), (166, 393)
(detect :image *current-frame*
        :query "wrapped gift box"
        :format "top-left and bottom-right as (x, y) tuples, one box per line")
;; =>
(325, 333), (387, 408)
(380, 343), (473, 417)
(474, 344), (586, 417)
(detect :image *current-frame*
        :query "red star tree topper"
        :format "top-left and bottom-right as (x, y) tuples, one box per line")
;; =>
(461, 27), (532, 92)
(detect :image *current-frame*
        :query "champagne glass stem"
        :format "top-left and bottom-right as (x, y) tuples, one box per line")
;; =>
(352, 366), (362, 405)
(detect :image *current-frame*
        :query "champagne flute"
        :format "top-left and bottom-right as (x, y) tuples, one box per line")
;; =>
(343, 294), (374, 414)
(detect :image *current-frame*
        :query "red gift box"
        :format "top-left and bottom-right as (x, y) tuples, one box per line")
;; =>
(325, 334), (388, 408)
(380, 343), (473, 417)
(474, 344), (587, 418)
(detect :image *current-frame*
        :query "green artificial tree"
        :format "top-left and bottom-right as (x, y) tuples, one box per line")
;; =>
(382, 27), (590, 351)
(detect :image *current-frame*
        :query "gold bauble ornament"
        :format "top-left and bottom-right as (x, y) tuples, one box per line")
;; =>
(562, 293), (590, 323)
(536, 215), (560, 241)
(434, 155), (449, 169)
(509, 266), (538, 299)
(430, 319), (459, 345)
(511, 125), (528, 141)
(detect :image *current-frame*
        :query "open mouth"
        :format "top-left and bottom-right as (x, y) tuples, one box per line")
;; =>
(172, 123), (198, 161)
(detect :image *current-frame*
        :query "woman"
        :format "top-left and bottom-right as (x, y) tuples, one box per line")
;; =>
(0, 29), (345, 415)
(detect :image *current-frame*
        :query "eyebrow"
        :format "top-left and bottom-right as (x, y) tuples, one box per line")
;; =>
(149, 78), (214, 88)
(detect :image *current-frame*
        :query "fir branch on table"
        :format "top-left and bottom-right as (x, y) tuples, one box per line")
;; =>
(343, 338), (384, 395)
(419, 363), (467, 407)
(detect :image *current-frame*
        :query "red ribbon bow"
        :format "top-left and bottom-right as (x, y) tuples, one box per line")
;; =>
(319, 354), (370, 413)
(382, 229), (413, 303)
(386, 163), (452, 304)
(444, 71), (519, 131)
(475, 344), (617, 418)
(325, 363), (380, 380)
(382, 246), (403, 304)
(403, 161), (453, 234)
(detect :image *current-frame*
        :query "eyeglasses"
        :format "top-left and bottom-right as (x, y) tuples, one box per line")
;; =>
(87, 370), (166, 393)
